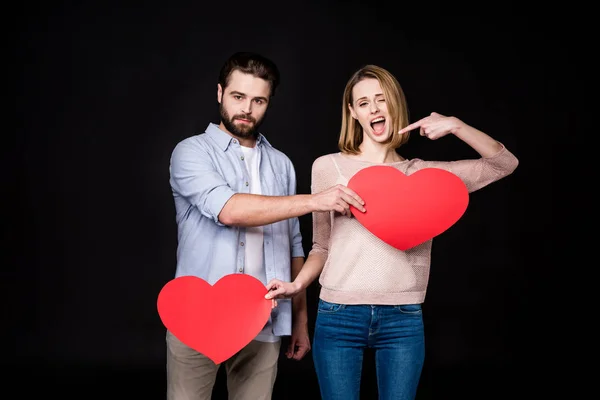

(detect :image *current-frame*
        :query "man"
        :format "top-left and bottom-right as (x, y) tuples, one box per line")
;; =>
(167, 51), (365, 400)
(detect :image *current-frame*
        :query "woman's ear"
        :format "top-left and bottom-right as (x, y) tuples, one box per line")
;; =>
(348, 104), (357, 120)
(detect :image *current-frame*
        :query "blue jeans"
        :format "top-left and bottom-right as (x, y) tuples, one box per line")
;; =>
(312, 300), (425, 400)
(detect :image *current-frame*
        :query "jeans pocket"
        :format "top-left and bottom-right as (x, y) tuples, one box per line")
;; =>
(394, 304), (423, 314)
(317, 299), (345, 314)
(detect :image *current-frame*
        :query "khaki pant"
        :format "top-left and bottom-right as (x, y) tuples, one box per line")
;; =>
(166, 331), (281, 400)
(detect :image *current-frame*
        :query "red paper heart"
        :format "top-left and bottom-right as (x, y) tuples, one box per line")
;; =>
(347, 166), (469, 250)
(157, 274), (272, 364)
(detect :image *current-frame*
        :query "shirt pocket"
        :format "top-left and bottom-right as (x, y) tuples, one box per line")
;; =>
(266, 173), (288, 196)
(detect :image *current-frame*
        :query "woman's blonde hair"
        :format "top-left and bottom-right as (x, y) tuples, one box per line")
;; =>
(338, 65), (410, 154)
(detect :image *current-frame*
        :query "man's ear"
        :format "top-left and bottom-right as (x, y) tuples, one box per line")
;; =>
(217, 84), (223, 104)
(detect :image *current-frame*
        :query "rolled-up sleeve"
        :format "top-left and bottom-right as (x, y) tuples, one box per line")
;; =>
(169, 139), (235, 226)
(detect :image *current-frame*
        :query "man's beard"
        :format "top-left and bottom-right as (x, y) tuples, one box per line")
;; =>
(220, 103), (264, 140)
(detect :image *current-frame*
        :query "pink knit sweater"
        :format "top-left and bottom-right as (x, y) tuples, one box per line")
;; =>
(308, 144), (519, 305)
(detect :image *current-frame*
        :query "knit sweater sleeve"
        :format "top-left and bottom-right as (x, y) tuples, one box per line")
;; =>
(308, 154), (336, 259)
(408, 143), (519, 193)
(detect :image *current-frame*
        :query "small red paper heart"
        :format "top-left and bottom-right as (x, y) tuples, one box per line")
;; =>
(347, 166), (469, 250)
(157, 274), (272, 364)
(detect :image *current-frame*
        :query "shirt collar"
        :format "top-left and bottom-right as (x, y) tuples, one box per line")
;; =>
(205, 123), (272, 151)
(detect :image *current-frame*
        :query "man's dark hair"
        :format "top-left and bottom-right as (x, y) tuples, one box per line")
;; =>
(218, 52), (280, 97)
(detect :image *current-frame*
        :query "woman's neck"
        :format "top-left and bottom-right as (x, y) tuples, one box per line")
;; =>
(354, 141), (403, 164)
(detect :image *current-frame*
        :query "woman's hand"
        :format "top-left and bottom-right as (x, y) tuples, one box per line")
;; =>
(265, 279), (303, 307)
(398, 112), (464, 140)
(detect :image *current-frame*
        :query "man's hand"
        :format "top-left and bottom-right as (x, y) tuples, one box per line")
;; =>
(286, 321), (311, 360)
(310, 184), (366, 216)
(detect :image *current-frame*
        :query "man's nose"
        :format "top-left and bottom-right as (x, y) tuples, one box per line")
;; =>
(241, 99), (253, 114)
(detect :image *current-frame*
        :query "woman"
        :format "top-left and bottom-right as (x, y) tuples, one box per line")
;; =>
(265, 64), (519, 400)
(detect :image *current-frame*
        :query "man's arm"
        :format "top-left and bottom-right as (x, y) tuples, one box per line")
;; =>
(218, 185), (365, 227)
(218, 193), (312, 227)
(286, 256), (311, 360)
(171, 140), (365, 228)
(290, 256), (308, 327)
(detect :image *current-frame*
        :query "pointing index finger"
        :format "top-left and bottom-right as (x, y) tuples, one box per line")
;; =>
(398, 119), (425, 135)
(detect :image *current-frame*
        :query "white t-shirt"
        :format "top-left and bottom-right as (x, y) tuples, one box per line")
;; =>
(240, 145), (278, 343)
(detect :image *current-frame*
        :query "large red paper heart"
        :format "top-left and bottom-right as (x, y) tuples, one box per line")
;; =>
(157, 274), (272, 364)
(347, 166), (469, 250)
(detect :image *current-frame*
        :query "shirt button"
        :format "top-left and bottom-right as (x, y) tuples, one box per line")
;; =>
(241, 156), (245, 160)
(239, 268), (243, 272)
(240, 242), (244, 246)
(245, 181), (249, 186)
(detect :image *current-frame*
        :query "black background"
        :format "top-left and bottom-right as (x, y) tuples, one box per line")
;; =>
(10, 0), (568, 398)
